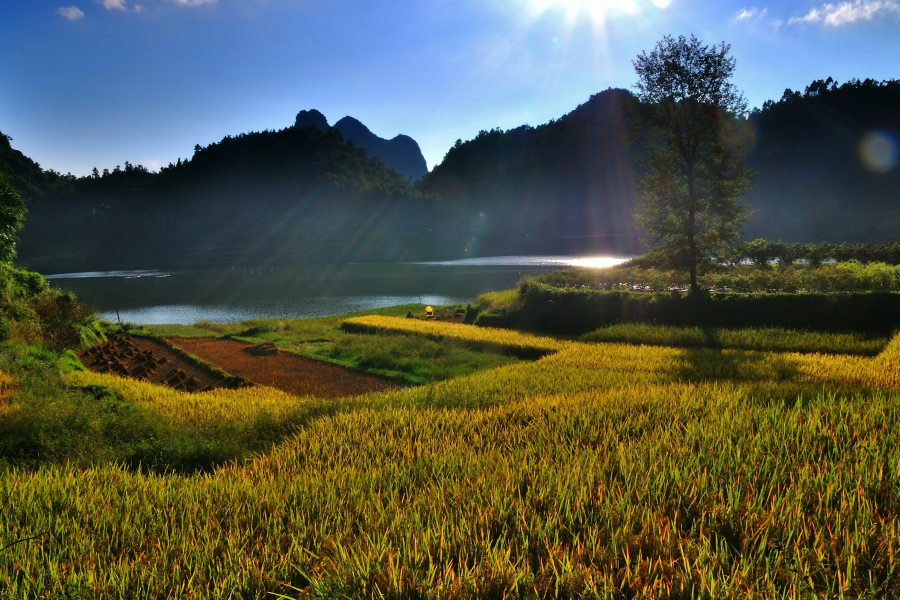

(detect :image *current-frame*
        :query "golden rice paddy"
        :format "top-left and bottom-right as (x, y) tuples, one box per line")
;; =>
(2, 317), (900, 598)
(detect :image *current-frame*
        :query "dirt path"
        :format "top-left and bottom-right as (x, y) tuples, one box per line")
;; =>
(168, 337), (399, 397)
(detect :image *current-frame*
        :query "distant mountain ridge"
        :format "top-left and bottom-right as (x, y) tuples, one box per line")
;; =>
(13, 122), (438, 272)
(4, 79), (900, 274)
(294, 110), (428, 181)
(421, 79), (900, 246)
(420, 88), (642, 257)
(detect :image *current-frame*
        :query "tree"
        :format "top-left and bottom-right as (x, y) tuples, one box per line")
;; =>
(0, 171), (27, 263)
(629, 34), (754, 293)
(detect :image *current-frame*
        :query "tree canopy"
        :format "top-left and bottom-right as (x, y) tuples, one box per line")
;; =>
(629, 34), (755, 293)
(0, 171), (27, 263)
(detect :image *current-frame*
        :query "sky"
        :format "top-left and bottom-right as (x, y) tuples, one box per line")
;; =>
(1, 0), (898, 177)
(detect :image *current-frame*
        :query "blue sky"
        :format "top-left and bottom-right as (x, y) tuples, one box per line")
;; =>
(1, 0), (898, 177)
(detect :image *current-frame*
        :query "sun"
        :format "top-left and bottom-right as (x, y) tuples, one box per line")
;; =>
(529, 0), (643, 22)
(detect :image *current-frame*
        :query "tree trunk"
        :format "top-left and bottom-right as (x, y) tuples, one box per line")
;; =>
(687, 208), (699, 294)
(686, 161), (700, 294)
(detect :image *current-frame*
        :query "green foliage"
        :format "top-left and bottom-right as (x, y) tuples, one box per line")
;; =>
(484, 278), (900, 335)
(0, 263), (99, 351)
(58, 350), (87, 373)
(0, 171), (26, 263)
(141, 304), (514, 386)
(534, 259), (900, 293)
(629, 35), (754, 291)
(724, 239), (900, 267)
(315, 332), (518, 385)
(473, 288), (519, 311)
(583, 323), (887, 355)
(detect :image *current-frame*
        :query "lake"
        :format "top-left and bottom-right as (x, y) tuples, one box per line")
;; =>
(43, 256), (628, 324)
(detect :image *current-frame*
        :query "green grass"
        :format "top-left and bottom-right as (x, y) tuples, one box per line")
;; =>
(138, 303), (511, 386)
(473, 288), (519, 311)
(312, 332), (517, 384)
(582, 323), (890, 355)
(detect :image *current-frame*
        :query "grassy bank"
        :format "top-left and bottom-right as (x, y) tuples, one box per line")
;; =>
(135, 303), (517, 386)
(2, 316), (900, 597)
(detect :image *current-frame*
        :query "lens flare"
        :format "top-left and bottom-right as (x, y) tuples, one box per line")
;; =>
(858, 130), (899, 173)
(530, 0), (641, 22)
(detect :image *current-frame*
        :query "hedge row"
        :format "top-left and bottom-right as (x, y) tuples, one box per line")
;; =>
(475, 281), (900, 335)
(628, 241), (900, 268)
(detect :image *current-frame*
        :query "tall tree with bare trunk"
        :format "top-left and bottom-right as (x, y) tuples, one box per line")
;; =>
(629, 34), (754, 293)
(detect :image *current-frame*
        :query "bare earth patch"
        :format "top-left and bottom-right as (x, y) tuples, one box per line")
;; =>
(167, 337), (400, 397)
(79, 333), (244, 392)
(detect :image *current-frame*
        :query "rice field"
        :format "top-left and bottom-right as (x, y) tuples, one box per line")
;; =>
(582, 323), (889, 356)
(2, 317), (900, 598)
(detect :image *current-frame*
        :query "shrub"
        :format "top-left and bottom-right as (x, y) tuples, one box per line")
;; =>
(488, 280), (900, 335)
(0, 264), (100, 351)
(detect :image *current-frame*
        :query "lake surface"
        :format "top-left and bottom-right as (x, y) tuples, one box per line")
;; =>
(43, 256), (628, 324)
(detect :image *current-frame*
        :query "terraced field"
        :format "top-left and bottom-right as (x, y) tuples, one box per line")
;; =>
(2, 317), (900, 598)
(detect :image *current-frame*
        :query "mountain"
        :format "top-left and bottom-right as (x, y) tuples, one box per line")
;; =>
(743, 78), (900, 243)
(13, 124), (449, 272)
(7, 79), (900, 273)
(293, 109), (329, 132)
(0, 131), (76, 204)
(421, 79), (900, 249)
(293, 110), (428, 181)
(332, 117), (428, 181)
(420, 88), (642, 257)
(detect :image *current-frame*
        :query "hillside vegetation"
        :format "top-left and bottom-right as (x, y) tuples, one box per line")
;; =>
(13, 124), (447, 272)
(2, 316), (900, 598)
(6, 78), (898, 273)
(421, 78), (900, 249)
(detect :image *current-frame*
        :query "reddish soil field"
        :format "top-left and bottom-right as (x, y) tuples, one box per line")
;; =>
(167, 337), (400, 398)
(79, 333), (244, 392)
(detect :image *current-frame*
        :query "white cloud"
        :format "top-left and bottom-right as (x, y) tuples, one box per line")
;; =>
(736, 6), (767, 19)
(789, 0), (900, 26)
(99, 0), (128, 10)
(772, 18), (783, 28)
(143, 159), (160, 170)
(171, 0), (217, 5)
(56, 6), (85, 19)
(134, 4), (143, 12)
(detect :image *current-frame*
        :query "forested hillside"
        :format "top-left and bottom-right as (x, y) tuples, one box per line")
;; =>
(420, 88), (641, 257)
(14, 124), (450, 272)
(745, 77), (900, 242)
(6, 78), (900, 273)
(421, 79), (900, 249)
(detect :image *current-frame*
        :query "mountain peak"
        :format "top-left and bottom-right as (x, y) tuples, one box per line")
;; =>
(333, 117), (427, 181)
(294, 109), (329, 132)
